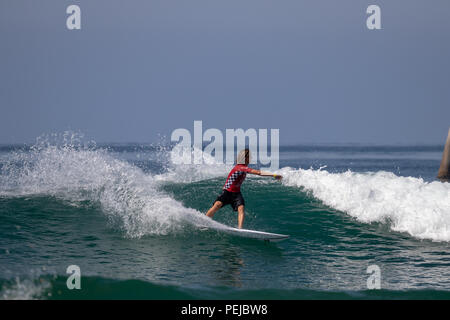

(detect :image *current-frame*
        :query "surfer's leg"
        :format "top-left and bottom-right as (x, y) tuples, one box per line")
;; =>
(206, 201), (222, 218)
(237, 205), (245, 229)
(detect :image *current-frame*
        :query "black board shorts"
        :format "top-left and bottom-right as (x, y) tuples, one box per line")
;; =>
(214, 189), (245, 211)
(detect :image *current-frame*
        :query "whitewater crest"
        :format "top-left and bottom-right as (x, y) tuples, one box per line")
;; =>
(0, 277), (51, 300)
(0, 133), (222, 238)
(3, 133), (449, 242)
(278, 167), (450, 242)
(154, 143), (231, 183)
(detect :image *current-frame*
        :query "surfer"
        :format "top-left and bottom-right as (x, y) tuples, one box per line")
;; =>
(205, 149), (282, 229)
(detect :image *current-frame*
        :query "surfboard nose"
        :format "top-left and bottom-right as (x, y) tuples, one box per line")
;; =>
(437, 128), (450, 182)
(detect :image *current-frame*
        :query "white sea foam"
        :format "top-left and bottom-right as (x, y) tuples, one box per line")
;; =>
(0, 277), (50, 300)
(3, 135), (448, 242)
(154, 144), (231, 183)
(0, 135), (222, 238)
(278, 167), (450, 242)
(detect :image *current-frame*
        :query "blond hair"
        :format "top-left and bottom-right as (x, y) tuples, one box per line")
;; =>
(237, 149), (251, 164)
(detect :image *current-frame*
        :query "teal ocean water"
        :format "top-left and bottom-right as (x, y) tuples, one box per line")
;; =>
(1, 134), (449, 299)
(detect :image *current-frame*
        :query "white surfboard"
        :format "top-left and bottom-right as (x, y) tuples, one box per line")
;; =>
(202, 223), (289, 242)
(221, 226), (289, 242)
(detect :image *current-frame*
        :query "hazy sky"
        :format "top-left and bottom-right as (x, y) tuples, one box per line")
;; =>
(1, 1), (449, 144)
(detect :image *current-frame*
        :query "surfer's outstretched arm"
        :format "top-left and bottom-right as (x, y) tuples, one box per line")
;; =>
(249, 169), (282, 180)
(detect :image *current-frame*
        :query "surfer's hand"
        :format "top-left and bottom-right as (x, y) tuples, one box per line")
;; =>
(274, 174), (282, 180)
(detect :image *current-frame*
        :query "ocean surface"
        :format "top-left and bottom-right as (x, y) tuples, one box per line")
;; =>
(1, 134), (449, 300)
